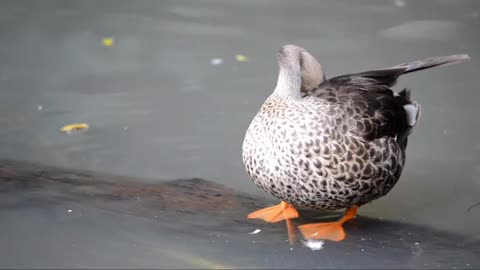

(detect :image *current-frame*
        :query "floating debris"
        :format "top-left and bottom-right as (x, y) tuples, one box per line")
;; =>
(67, 209), (72, 213)
(248, 229), (261, 235)
(60, 123), (89, 134)
(102, 37), (115, 47)
(302, 240), (325, 251)
(37, 105), (43, 111)
(210, 58), (224, 65)
(235, 54), (249, 62)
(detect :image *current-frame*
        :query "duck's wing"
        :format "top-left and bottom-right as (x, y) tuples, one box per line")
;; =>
(307, 77), (415, 143)
(305, 54), (470, 143)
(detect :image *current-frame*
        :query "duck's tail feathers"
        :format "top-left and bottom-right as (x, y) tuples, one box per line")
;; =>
(392, 54), (469, 130)
(348, 54), (471, 88)
(392, 54), (471, 75)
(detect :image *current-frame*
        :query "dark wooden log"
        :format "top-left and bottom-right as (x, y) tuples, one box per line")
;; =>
(1, 159), (478, 268)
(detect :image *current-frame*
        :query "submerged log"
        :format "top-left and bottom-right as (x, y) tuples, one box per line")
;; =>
(0, 159), (479, 268)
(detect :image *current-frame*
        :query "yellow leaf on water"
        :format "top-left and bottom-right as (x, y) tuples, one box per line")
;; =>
(235, 54), (249, 62)
(60, 123), (89, 134)
(102, 37), (115, 47)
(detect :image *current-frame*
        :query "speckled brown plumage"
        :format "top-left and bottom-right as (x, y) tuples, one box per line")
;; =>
(242, 45), (469, 211)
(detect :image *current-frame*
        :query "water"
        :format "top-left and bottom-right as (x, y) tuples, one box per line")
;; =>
(0, 0), (479, 267)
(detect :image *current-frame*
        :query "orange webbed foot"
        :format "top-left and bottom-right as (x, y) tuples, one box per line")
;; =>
(248, 201), (299, 245)
(298, 206), (358, 242)
(247, 201), (299, 223)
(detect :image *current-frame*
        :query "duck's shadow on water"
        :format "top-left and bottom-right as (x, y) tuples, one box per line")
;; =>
(0, 160), (478, 269)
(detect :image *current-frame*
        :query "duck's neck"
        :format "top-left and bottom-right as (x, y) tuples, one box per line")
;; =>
(273, 65), (302, 100)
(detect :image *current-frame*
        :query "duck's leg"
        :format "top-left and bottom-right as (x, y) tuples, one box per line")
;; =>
(247, 201), (299, 223)
(298, 206), (358, 242)
(285, 218), (298, 245)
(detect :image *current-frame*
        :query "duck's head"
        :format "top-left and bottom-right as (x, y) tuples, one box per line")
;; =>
(274, 44), (325, 99)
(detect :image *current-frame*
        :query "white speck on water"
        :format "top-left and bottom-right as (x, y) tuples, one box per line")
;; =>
(361, 248), (365, 252)
(210, 58), (224, 65)
(123, 126), (129, 131)
(466, 263), (470, 267)
(289, 247), (294, 251)
(248, 229), (261, 235)
(67, 209), (72, 213)
(37, 105), (43, 111)
(408, 232), (412, 235)
(302, 240), (325, 251)
(394, 0), (406, 7)
(414, 242), (420, 245)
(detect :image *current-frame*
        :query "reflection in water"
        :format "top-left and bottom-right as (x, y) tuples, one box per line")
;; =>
(0, 0), (479, 268)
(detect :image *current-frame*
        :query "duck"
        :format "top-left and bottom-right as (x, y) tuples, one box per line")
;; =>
(242, 44), (470, 241)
